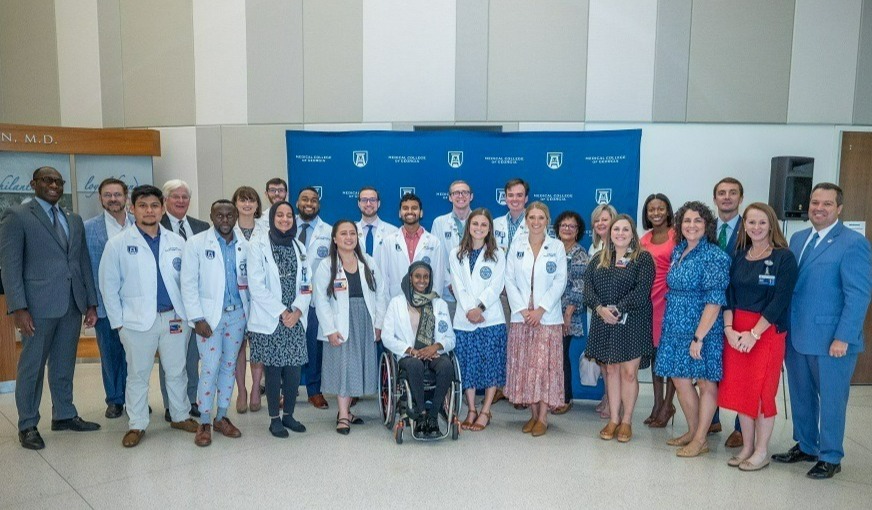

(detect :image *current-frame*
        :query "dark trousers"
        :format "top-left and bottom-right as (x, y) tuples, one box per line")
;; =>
(94, 316), (127, 405)
(303, 306), (322, 397)
(562, 335), (573, 404)
(265, 365), (301, 418)
(398, 355), (453, 417)
(159, 329), (198, 409)
(16, 305), (81, 430)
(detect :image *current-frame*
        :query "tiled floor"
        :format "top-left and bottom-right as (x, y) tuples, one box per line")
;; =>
(1, 364), (871, 509)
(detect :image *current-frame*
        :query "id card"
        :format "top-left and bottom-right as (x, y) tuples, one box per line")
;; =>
(616, 258), (629, 268)
(300, 283), (313, 295)
(333, 278), (348, 291)
(169, 319), (184, 334)
(758, 274), (775, 286)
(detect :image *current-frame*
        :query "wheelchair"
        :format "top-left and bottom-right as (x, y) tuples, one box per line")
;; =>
(378, 350), (462, 443)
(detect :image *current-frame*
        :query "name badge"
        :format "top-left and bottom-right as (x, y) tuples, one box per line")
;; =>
(300, 283), (313, 295)
(616, 258), (629, 268)
(169, 319), (184, 335)
(333, 278), (348, 291)
(758, 274), (775, 286)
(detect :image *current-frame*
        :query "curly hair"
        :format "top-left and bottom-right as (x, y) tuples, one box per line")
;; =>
(553, 210), (585, 242)
(673, 201), (717, 245)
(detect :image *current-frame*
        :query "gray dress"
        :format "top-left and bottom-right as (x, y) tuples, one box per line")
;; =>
(320, 270), (378, 397)
(248, 242), (308, 367)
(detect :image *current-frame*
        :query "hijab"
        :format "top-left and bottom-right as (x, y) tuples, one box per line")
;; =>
(400, 261), (439, 348)
(268, 201), (297, 247)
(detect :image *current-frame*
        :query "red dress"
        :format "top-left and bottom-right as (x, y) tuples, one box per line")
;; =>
(640, 229), (675, 347)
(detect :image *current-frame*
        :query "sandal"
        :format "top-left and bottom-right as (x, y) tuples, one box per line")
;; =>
(236, 388), (248, 414)
(336, 418), (351, 435)
(348, 413), (364, 425)
(469, 411), (491, 432)
(461, 409), (478, 430)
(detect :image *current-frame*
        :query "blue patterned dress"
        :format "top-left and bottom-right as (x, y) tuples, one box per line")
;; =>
(654, 240), (730, 381)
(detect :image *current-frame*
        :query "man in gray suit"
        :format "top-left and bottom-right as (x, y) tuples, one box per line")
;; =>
(84, 177), (135, 419)
(158, 179), (209, 421)
(0, 166), (101, 450)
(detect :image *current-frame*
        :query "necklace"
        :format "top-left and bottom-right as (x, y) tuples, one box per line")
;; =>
(747, 245), (772, 260)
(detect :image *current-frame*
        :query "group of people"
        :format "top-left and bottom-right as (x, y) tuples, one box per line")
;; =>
(1, 167), (869, 481)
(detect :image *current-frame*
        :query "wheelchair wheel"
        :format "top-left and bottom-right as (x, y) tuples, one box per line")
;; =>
(451, 421), (459, 440)
(378, 352), (396, 429)
(394, 423), (404, 445)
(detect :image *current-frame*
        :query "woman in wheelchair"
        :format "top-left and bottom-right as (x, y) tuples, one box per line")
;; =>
(381, 261), (456, 436)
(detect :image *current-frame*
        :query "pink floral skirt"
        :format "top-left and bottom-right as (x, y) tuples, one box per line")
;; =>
(504, 322), (564, 408)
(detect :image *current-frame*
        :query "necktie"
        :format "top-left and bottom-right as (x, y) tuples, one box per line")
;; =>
(299, 223), (310, 246)
(718, 223), (728, 251)
(799, 232), (820, 267)
(51, 206), (68, 251)
(365, 224), (374, 256)
(178, 218), (188, 240)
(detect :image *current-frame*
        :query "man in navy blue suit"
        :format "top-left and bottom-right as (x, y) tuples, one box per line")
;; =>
(772, 182), (871, 479)
(713, 177), (744, 447)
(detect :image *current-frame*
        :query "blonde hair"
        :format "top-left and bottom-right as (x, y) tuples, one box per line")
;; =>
(590, 204), (618, 247)
(525, 201), (551, 224)
(597, 214), (645, 269)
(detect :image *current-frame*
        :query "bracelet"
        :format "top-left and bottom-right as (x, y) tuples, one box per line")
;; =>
(724, 324), (732, 328)
(750, 329), (761, 341)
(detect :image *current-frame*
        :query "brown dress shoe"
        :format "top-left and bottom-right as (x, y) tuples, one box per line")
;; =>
(552, 402), (573, 415)
(531, 421), (548, 437)
(492, 388), (507, 403)
(600, 422), (619, 440)
(308, 394), (329, 409)
(522, 417), (537, 433)
(616, 423), (633, 443)
(195, 424), (212, 447)
(725, 430), (744, 448)
(122, 429), (145, 447)
(213, 417), (242, 438)
(171, 418), (199, 433)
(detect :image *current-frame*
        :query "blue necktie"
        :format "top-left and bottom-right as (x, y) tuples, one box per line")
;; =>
(365, 224), (374, 256)
(799, 232), (820, 267)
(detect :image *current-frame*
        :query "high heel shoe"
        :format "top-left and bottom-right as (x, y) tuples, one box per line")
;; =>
(648, 404), (675, 428)
(469, 411), (491, 432)
(461, 408), (478, 430)
(236, 388), (248, 414)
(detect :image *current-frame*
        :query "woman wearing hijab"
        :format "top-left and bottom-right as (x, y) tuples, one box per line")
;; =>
(246, 201), (311, 438)
(381, 262), (456, 435)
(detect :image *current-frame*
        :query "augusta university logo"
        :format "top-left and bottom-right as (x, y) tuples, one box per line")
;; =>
(312, 185), (323, 199)
(495, 188), (506, 206)
(596, 188), (612, 204)
(546, 152), (563, 170)
(353, 150), (368, 168)
(448, 151), (463, 168)
(400, 187), (416, 198)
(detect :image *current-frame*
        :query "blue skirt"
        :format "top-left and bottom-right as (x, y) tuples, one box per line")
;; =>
(454, 324), (507, 390)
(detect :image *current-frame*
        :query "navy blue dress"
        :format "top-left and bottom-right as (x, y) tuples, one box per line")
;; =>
(654, 240), (730, 381)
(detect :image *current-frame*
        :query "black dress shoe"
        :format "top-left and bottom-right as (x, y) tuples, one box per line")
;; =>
(164, 409), (172, 423)
(105, 404), (124, 419)
(807, 461), (841, 479)
(189, 404), (201, 418)
(51, 416), (100, 432)
(19, 427), (45, 450)
(281, 416), (306, 433)
(772, 443), (817, 463)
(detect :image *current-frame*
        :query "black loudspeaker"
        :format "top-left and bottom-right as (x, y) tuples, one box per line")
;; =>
(769, 156), (814, 220)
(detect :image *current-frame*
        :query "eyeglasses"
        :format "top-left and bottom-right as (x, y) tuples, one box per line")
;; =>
(267, 188), (286, 195)
(358, 197), (378, 204)
(450, 190), (471, 197)
(559, 223), (578, 230)
(36, 176), (65, 187)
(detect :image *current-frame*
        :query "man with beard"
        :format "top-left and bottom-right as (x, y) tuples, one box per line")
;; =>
(356, 186), (397, 262)
(181, 200), (249, 446)
(257, 178), (289, 229)
(431, 180), (474, 311)
(84, 178), (135, 419)
(378, 193), (447, 300)
(296, 187), (332, 409)
(0, 166), (100, 450)
(159, 179), (209, 422)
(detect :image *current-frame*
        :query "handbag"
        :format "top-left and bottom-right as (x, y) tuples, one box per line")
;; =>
(579, 351), (601, 386)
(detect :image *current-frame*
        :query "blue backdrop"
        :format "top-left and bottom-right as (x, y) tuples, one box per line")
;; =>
(286, 129), (641, 399)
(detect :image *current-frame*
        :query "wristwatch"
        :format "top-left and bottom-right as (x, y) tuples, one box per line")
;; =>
(477, 303), (487, 312)
(692, 335), (700, 343)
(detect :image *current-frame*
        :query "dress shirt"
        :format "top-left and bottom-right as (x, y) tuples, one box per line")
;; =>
(34, 196), (69, 237)
(218, 233), (243, 309)
(104, 210), (132, 238)
(139, 226), (173, 312)
(402, 226), (424, 263)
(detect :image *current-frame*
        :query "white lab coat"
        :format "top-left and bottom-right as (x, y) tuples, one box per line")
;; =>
(493, 213), (529, 252)
(448, 246), (506, 331)
(377, 227), (447, 299)
(381, 295), (456, 358)
(246, 234), (311, 335)
(356, 218), (398, 263)
(297, 216), (332, 277)
(180, 229), (251, 329)
(431, 212), (464, 301)
(505, 236), (567, 325)
(312, 254), (387, 341)
(99, 225), (188, 331)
